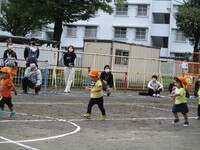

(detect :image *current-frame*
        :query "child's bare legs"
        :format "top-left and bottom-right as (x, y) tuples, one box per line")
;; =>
(9, 107), (14, 112)
(183, 114), (188, 122)
(173, 112), (179, 119)
(0, 107), (4, 111)
(0, 107), (5, 114)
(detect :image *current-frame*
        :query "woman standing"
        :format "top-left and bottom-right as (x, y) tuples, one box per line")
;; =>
(63, 45), (76, 93)
(100, 65), (114, 96)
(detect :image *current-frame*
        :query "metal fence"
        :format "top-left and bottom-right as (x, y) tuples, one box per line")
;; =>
(1, 43), (197, 92)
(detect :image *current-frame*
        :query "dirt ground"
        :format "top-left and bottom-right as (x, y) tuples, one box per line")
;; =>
(0, 88), (200, 150)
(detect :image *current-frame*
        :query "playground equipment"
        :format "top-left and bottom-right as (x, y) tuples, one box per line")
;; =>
(176, 52), (200, 95)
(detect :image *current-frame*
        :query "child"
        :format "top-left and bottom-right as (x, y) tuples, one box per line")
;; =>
(0, 67), (17, 117)
(168, 78), (176, 94)
(83, 69), (106, 120)
(169, 76), (189, 126)
(196, 91), (200, 120)
(147, 75), (163, 97)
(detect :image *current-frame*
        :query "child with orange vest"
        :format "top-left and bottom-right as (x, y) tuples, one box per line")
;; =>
(84, 69), (106, 120)
(169, 76), (189, 126)
(0, 67), (17, 117)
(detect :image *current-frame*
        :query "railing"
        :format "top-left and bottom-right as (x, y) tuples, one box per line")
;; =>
(1, 43), (199, 93)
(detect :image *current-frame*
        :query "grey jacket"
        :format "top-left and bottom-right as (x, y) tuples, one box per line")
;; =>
(24, 67), (42, 86)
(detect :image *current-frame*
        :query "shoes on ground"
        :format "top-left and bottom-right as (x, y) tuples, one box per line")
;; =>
(83, 114), (91, 119)
(0, 110), (5, 115)
(196, 116), (200, 120)
(21, 91), (27, 94)
(8, 111), (16, 117)
(64, 90), (71, 93)
(172, 118), (179, 124)
(100, 115), (106, 120)
(156, 94), (160, 97)
(183, 121), (189, 127)
(153, 93), (156, 97)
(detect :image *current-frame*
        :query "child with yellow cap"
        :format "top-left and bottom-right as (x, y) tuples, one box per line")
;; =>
(0, 67), (17, 117)
(169, 76), (189, 126)
(83, 69), (106, 120)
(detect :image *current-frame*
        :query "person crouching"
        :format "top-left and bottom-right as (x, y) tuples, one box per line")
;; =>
(22, 58), (42, 94)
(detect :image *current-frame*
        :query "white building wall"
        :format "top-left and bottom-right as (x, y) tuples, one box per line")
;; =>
(59, 0), (193, 58)
(0, 0), (194, 58)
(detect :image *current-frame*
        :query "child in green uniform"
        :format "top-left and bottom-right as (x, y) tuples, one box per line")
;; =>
(196, 91), (200, 120)
(84, 69), (106, 120)
(169, 76), (189, 126)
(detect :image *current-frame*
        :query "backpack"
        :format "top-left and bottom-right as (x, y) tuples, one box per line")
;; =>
(27, 47), (38, 60)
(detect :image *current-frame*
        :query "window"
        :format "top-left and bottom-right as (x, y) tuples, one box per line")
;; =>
(115, 50), (129, 65)
(66, 26), (77, 37)
(153, 13), (170, 24)
(114, 27), (127, 39)
(135, 28), (147, 40)
(176, 31), (186, 42)
(137, 5), (147, 16)
(84, 26), (97, 38)
(115, 4), (128, 15)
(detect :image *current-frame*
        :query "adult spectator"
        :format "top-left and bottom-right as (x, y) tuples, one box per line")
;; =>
(24, 38), (39, 67)
(100, 65), (114, 96)
(147, 75), (163, 97)
(63, 45), (76, 93)
(3, 41), (18, 67)
(22, 58), (42, 94)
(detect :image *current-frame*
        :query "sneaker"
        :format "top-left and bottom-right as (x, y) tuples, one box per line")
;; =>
(196, 116), (200, 120)
(83, 114), (91, 119)
(156, 94), (160, 97)
(8, 111), (16, 117)
(107, 93), (110, 96)
(100, 115), (106, 120)
(172, 118), (179, 124)
(64, 90), (71, 93)
(0, 110), (5, 115)
(21, 91), (27, 94)
(183, 121), (189, 126)
(153, 93), (156, 97)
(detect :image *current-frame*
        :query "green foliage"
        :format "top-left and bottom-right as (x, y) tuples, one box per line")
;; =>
(175, 0), (200, 52)
(0, 0), (126, 40)
(0, 0), (49, 36)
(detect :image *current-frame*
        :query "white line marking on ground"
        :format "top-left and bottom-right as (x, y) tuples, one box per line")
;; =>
(0, 113), (81, 144)
(69, 116), (197, 122)
(0, 136), (39, 150)
(0, 120), (55, 123)
(102, 137), (142, 142)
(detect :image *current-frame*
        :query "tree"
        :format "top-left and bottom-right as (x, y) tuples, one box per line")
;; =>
(0, 0), (125, 41)
(0, 0), (49, 36)
(175, 0), (200, 53)
(43, 0), (126, 42)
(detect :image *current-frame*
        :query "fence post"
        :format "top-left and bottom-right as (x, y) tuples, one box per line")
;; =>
(87, 67), (91, 87)
(124, 72), (128, 93)
(43, 68), (49, 90)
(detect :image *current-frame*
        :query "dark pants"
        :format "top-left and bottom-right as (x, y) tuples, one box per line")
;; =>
(87, 97), (106, 116)
(148, 88), (161, 96)
(198, 104), (200, 117)
(22, 77), (41, 93)
(0, 97), (13, 108)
